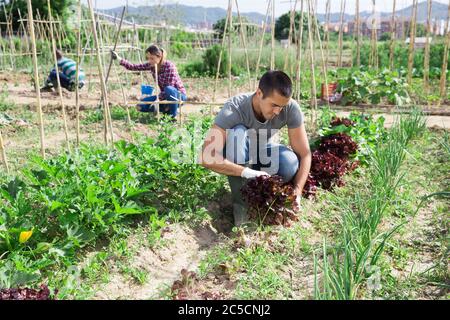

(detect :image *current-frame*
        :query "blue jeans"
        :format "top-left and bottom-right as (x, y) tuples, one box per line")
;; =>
(224, 124), (299, 183)
(138, 86), (187, 118)
(48, 70), (71, 90)
(47, 70), (84, 91)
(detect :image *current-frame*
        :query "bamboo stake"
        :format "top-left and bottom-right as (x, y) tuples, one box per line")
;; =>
(312, 0), (329, 108)
(47, 0), (71, 153)
(0, 21), (4, 68)
(290, 6), (298, 76)
(38, 10), (50, 44)
(18, 9), (30, 57)
(423, 0), (432, 95)
(97, 15), (109, 140)
(307, 0), (317, 129)
(407, 0), (418, 85)
(132, 18), (146, 85)
(284, 0), (298, 71)
(355, 0), (360, 67)
(26, 0), (46, 158)
(439, 0), (450, 101)
(295, 0), (305, 101)
(234, 0), (252, 91)
(337, 0), (345, 68)
(212, 0), (232, 111)
(0, 130), (9, 174)
(255, 0), (272, 88)
(114, 65), (131, 124)
(389, 0), (397, 70)
(325, 0), (331, 67)
(87, 0), (113, 145)
(155, 64), (160, 120)
(81, 23), (94, 93)
(370, 0), (378, 69)
(97, 13), (115, 143)
(228, 0), (233, 98)
(270, 0), (275, 70)
(75, 0), (82, 147)
(54, 13), (63, 50)
(111, 30), (131, 124)
(105, 7), (126, 84)
(2, 4), (15, 70)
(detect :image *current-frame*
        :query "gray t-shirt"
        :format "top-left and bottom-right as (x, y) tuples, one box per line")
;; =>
(214, 92), (304, 139)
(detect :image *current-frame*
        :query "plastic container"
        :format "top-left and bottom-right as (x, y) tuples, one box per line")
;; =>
(321, 82), (337, 101)
(141, 85), (154, 96)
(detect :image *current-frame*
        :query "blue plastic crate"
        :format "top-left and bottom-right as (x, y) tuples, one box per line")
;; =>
(141, 85), (154, 95)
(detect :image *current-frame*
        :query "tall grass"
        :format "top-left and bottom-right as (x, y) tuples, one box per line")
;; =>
(314, 110), (426, 300)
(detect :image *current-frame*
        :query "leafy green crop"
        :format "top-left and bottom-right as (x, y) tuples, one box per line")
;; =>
(0, 115), (226, 291)
(335, 67), (411, 106)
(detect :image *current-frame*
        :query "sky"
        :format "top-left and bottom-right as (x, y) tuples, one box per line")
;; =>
(84, 0), (449, 16)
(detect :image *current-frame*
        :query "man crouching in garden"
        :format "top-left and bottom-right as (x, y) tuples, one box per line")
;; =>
(199, 70), (311, 226)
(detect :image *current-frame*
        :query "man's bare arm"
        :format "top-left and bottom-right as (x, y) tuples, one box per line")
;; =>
(198, 125), (246, 177)
(288, 124), (312, 194)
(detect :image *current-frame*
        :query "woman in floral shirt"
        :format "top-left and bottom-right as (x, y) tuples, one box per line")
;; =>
(111, 44), (187, 118)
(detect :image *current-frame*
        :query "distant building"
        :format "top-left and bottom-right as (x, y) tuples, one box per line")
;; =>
(325, 15), (449, 40)
(346, 17), (411, 39)
(405, 37), (433, 49)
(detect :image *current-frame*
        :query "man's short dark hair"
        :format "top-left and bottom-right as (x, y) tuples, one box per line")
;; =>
(258, 70), (292, 99)
(55, 49), (63, 60)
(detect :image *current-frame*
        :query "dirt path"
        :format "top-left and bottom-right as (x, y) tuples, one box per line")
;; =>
(92, 223), (222, 300)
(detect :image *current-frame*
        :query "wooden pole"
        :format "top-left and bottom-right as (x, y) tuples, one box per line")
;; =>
(307, 0), (317, 129)
(2, 4), (15, 70)
(0, 130), (9, 174)
(155, 64), (160, 120)
(312, 0), (329, 108)
(105, 7), (126, 84)
(0, 20), (5, 68)
(34, 10), (43, 40)
(355, 0), (361, 67)
(100, 19), (115, 142)
(255, 0), (272, 88)
(212, 0), (232, 110)
(389, 0), (397, 70)
(370, 0), (378, 69)
(295, 0), (305, 101)
(17, 9), (30, 57)
(75, 0), (82, 147)
(423, 0), (432, 95)
(324, 0), (331, 67)
(284, 0), (298, 71)
(26, 0), (46, 158)
(87, 0), (113, 145)
(234, 0), (252, 91)
(132, 18), (146, 85)
(337, 0), (345, 68)
(97, 14), (111, 141)
(47, 0), (71, 154)
(270, 0), (275, 70)
(407, 0), (418, 85)
(440, 0), (450, 101)
(228, 0), (233, 98)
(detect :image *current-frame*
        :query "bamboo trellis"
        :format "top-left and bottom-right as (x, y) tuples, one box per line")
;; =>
(2, 0), (450, 173)
(407, 0), (419, 85)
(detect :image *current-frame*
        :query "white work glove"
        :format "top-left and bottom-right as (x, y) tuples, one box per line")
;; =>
(241, 167), (270, 179)
(111, 50), (122, 62)
(294, 194), (301, 211)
